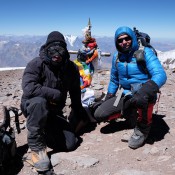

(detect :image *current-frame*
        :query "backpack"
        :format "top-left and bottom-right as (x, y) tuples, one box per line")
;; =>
(132, 27), (157, 74)
(133, 27), (157, 55)
(0, 106), (21, 175)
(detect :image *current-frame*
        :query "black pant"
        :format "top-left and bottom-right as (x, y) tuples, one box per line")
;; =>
(94, 95), (154, 134)
(21, 97), (77, 152)
(94, 96), (136, 122)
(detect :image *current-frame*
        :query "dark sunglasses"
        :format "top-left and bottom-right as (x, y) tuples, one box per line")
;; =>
(117, 36), (131, 43)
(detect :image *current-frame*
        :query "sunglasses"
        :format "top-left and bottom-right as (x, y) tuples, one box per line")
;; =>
(117, 36), (131, 43)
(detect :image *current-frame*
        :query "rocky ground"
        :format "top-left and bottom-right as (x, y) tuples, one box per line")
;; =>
(0, 68), (175, 175)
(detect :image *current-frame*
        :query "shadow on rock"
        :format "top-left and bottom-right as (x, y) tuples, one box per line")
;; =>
(100, 120), (128, 134)
(100, 113), (170, 142)
(77, 122), (97, 136)
(8, 144), (29, 175)
(146, 113), (170, 144)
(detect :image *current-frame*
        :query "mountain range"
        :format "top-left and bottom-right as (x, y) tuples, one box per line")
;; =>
(0, 35), (175, 69)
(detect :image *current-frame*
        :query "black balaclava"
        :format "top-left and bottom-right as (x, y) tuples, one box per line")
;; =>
(44, 31), (70, 68)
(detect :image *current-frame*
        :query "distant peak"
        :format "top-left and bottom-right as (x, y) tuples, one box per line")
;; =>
(64, 35), (77, 46)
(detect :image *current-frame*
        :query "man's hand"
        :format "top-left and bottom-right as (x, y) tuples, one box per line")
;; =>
(49, 101), (58, 105)
(130, 80), (159, 108)
(73, 106), (89, 122)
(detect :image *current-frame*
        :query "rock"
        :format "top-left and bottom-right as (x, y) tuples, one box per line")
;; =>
(0, 69), (174, 175)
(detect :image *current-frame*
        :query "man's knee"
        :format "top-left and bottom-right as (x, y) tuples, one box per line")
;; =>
(94, 106), (109, 122)
(26, 97), (48, 129)
(28, 97), (47, 106)
(26, 97), (47, 113)
(21, 97), (47, 115)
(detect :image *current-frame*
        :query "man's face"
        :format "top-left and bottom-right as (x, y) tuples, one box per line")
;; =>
(117, 34), (132, 49)
(47, 43), (66, 62)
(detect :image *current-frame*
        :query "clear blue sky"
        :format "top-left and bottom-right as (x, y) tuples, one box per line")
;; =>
(0, 0), (175, 39)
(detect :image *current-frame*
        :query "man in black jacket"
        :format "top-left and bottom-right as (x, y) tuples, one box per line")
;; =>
(21, 31), (88, 172)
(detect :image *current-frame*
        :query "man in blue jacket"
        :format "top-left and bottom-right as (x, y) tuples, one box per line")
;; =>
(94, 26), (167, 149)
(21, 31), (88, 172)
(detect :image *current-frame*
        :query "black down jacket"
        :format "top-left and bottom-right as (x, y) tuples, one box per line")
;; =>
(21, 55), (82, 112)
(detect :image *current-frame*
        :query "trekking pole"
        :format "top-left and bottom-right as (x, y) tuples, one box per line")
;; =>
(68, 50), (111, 57)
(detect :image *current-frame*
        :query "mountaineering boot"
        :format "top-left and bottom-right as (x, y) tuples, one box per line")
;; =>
(128, 127), (147, 149)
(31, 148), (50, 172)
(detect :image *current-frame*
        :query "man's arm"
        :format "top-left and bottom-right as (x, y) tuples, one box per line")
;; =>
(107, 53), (119, 96)
(22, 59), (61, 102)
(144, 47), (167, 88)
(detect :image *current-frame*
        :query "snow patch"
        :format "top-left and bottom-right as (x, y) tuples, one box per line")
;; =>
(0, 67), (25, 71)
(64, 35), (77, 46)
(0, 41), (9, 47)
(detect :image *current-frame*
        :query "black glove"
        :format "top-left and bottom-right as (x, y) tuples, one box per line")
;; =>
(130, 80), (159, 108)
(72, 106), (89, 122)
(104, 93), (115, 101)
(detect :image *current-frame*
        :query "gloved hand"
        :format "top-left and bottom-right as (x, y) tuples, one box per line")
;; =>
(72, 106), (89, 122)
(49, 100), (58, 105)
(104, 93), (115, 101)
(49, 94), (62, 106)
(130, 80), (159, 108)
(48, 88), (62, 105)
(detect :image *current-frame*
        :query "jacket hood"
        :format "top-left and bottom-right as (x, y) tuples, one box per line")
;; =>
(45, 31), (67, 48)
(39, 31), (70, 65)
(114, 26), (139, 53)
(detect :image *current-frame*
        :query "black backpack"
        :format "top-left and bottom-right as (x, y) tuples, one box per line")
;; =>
(133, 27), (157, 56)
(133, 27), (157, 74)
(0, 106), (21, 175)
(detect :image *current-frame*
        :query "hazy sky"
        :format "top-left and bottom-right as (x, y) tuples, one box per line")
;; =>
(0, 0), (175, 39)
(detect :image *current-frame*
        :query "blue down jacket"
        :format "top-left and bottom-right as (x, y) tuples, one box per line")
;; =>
(107, 26), (167, 95)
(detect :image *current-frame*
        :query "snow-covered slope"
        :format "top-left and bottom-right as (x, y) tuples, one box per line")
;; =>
(158, 50), (175, 69)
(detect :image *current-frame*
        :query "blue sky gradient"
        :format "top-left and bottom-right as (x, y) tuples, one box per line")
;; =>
(0, 0), (175, 39)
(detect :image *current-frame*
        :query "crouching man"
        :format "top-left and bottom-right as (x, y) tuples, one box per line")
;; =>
(21, 31), (88, 172)
(94, 26), (167, 149)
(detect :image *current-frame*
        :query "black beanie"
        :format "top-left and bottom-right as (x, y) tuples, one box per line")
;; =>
(45, 31), (67, 47)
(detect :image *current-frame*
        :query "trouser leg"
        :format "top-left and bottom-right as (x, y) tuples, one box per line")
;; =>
(21, 97), (51, 172)
(123, 106), (137, 128)
(94, 96), (122, 122)
(137, 103), (154, 135)
(21, 97), (48, 151)
(45, 114), (77, 151)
